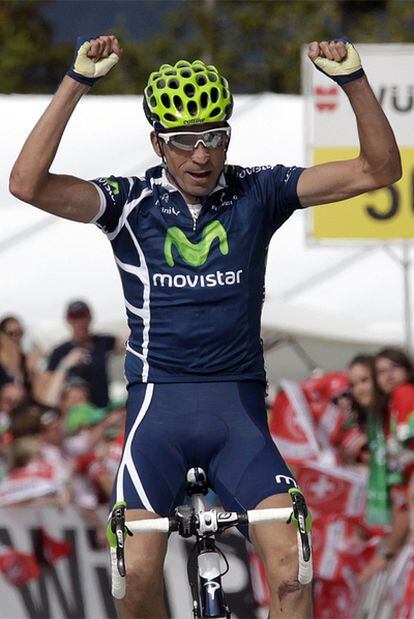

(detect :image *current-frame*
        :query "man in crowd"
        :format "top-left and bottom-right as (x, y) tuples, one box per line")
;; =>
(10, 34), (400, 619)
(46, 300), (123, 407)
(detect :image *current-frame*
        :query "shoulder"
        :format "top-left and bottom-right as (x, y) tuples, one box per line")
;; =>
(93, 334), (116, 350)
(393, 383), (414, 401)
(50, 341), (72, 357)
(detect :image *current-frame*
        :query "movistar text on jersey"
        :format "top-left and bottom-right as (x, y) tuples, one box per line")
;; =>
(153, 269), (243, 288)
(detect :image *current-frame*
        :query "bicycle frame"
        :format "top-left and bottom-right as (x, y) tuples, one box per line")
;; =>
(108, 467), (313, 618)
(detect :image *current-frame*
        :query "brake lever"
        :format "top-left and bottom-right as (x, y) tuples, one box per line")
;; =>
(289, 490), (311, 562)
(111, 505), (132, 577)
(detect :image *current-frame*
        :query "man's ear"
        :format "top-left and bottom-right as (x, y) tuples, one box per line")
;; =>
(150, 131), (162, 157)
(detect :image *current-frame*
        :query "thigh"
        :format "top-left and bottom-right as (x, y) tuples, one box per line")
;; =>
(111, 383), (188, 516)
(210, 382), (298, 517)
(124, 508), (168, 577)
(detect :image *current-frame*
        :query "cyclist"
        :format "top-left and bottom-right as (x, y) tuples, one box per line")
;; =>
(10, 35), (400, 618)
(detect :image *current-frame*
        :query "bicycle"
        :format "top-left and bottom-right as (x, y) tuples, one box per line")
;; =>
(108, 467), (312, 618)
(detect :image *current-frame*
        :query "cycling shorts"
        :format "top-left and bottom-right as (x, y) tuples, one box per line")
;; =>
(111, 381), (297, 525)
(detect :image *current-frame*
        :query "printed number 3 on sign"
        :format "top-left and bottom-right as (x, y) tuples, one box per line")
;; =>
(311, 147), (414, 240)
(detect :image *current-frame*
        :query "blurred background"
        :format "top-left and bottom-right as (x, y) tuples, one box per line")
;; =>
(1, 2), (414, 618)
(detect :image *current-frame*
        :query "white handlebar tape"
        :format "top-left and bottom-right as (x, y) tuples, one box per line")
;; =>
(127, 517), (171, 534)
(110, 547), (126, 599)
(297, 531), (313, 585)
(246, 507), (292, 524)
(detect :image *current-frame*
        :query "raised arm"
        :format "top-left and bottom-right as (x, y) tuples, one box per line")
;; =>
(9, 35), (122, 223)
(298, 39), (402, 209)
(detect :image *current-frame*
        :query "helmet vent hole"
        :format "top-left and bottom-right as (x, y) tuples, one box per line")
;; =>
(200, 91), (209, 109)
(146, 86), (153, 97)
(193, 66), (203, 72)
(196, 74), (207, 86)
(208, 73), (218, 82)
(161, 93), (171, 108)
(210, 87), (219, 103)
(180, 69), (192, 78)
(168, 79), (179, 89)
(210, 107), (221, 117)
(184, 83), (195, 97)
(187, 100), (198, 116)
(176, 61), (190, 68)
(165, 70), (177, 76)
(152, 73), (161, 80)
(164, 113), (177, 122)
(150, 96), (157, 108)
(173, 95), (184, 112)
(156, 78), (165, 89)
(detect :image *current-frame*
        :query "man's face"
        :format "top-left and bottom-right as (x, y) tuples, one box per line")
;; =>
(151, 123), (229, 204)
(67, 313), (91, 340)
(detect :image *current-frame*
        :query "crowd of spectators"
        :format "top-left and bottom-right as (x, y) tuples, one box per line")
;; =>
(0, 301), (125, 546)
(265, 346), (414, 617)
(1, 301), (413, 614)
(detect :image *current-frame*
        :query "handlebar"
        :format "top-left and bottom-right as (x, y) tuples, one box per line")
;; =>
(109, 494), (312, 599)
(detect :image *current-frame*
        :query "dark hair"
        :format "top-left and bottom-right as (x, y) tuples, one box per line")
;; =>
(347, 353), (388, 425)
(375, 347), (414, 384)
(0, 315), (20, 333)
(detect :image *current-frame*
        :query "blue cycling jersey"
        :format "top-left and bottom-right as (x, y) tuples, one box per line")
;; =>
(90, 163), (304, 385)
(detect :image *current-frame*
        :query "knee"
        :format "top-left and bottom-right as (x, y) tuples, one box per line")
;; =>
(125, 554), (163, 598)
(262, 541), (299, 585)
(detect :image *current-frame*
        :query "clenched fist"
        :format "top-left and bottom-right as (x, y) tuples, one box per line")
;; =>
(67, 35), (123, 87)
(308, 38), (365, 86)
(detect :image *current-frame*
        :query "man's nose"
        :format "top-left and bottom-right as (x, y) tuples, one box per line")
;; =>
(192, 142), (210, 162)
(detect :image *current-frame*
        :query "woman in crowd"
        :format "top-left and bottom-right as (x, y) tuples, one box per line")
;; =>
(0, 315), (43, 399)
(346, 352), (412, 582)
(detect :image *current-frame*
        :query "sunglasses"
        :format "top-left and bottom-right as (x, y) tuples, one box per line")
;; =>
(4, 328), (24, 338)
(157, 127), (231, 151)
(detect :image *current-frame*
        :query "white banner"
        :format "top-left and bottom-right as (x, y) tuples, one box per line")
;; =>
(0, 507), (259, 619)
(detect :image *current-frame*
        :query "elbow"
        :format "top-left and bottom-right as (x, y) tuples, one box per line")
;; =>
(367, 154), (402, 191)
(9, 170), (37, 204)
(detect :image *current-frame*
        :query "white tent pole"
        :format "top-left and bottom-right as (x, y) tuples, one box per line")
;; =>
(402, 243), (413, 357)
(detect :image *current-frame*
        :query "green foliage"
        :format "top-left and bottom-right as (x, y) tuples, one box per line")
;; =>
(2, 0), (414, 94)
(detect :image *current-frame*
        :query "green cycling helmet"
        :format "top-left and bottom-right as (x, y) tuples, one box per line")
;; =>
(143, 59), (233, 130)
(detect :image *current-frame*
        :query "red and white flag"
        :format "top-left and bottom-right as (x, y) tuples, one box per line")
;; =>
(270, 381), (320, 468)
(0, 545), (40, 587)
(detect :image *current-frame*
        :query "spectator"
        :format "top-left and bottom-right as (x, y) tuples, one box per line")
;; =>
(0, 436), (60, 507)
(0, 316), (43, 398)
(349, 352), (412, 582)
(45, 301), (123, 407)
(59, 376), (91, 416)
(0, 381), (27, 417)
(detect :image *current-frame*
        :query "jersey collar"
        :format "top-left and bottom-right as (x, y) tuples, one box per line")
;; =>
(158, 166), (227, 197)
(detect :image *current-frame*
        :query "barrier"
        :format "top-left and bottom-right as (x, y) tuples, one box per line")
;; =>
(0, 506), (260, 619)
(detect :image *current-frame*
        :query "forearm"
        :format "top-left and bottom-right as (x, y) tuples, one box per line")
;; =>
(10, 77), (89, 201)
(384, 505), (409, 555)
(40, 367), (69, 407)
(343, 77), (401, 184)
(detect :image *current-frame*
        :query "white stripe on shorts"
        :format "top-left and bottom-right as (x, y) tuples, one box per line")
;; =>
(116, 383), (155, 512)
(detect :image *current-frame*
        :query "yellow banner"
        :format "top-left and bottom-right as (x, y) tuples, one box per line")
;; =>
(311, 147), (414, 239)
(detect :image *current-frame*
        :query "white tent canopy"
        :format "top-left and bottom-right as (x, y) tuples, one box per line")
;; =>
(1, 94), (412, 380)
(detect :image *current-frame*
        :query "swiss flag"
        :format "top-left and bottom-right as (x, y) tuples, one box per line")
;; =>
(296, 462), (367, 518)
(270, 381), (320, 468)
(0, 546), (40, 587)
(40, 529), (72, 566)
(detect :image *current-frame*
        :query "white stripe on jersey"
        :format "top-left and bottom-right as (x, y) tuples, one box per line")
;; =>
(124, 218), (151, 382)
(107, 182), (152, 241)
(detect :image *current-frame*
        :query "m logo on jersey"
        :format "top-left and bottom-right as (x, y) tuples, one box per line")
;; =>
(164, 220), (229, 267)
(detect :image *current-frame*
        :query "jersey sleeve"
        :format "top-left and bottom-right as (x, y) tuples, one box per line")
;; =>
(88, 176), (133, 235)
(254, 165), (305, 233)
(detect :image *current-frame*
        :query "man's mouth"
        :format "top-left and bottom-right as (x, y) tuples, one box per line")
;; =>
(187, 170), (211, 182)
